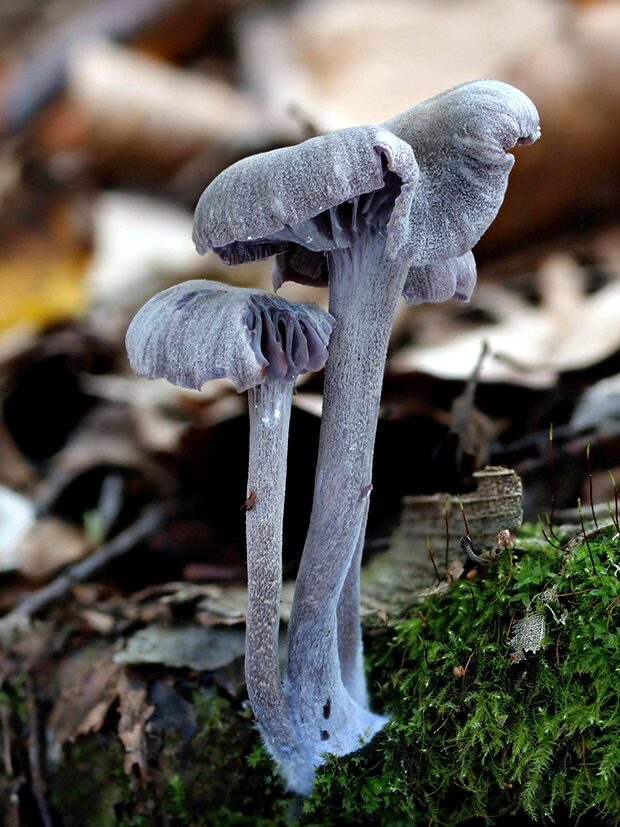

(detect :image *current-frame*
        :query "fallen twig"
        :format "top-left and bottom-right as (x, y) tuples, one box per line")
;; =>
(26, 679), (53, 827)
(0, 504), (171, 644)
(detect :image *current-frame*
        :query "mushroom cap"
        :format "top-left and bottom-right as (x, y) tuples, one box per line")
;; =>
(126, 280), (335, 392)
(192, 124), (418, 265)
(402, 251), (477, 306)
(382, 79), (540, 267)
(192, 79), (539, 305)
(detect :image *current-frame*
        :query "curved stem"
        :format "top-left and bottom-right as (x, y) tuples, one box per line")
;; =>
(337, 497), (370, 709)
(245, 380), (313, 794)
(285, 233), (407, 765)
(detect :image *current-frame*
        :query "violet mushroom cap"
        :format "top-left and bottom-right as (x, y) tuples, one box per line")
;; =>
(126, 279), (335, 795)
(125, 279), (334, 391)
(383, 78), (540, 302)
(268, 79), (540, 305)
(192, 124), (419, 272)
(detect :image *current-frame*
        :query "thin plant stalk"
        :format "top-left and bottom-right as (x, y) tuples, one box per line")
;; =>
(427, 536), (441, 583)
(606, 501), (619, 535)
(539, 514), (564, 551)
(586, 442), (598, 529)
(445, 495), (451, 575)
(610, 470), (619, 531)
(549, 424), (556, 525)
(547, 424), (563, 546)
(457, 494), (477, 555)
(577, 497), (598, 577)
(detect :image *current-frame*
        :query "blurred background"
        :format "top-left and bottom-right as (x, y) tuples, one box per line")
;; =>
(3, 0), (620, 582)
(2, 0), (620, 821)
(2, 0), (620, 598)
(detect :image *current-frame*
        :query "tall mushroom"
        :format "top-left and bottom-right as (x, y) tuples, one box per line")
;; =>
(125, 279), (334, 794)
(192, 79), (540, 789)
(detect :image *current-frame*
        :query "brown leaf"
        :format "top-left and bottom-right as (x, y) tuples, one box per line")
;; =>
(117, 672), (155, 778)
(47, 640), (123, 745)
(17, 516), (88, 581)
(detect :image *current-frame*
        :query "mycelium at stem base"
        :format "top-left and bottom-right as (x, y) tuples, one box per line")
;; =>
(284, 230), (406, 778)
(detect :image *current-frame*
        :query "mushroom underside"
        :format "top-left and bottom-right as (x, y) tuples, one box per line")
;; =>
(215, 165), (403, 274)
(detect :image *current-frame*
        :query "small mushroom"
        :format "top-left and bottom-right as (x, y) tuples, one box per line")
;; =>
(192, 79), (540, 790)
(126, 279), (334, 793)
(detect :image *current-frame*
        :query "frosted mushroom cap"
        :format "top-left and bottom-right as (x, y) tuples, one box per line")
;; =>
(383, 79), (541, 268)
(191, 79), (540, 307)
(126, 280), (335, 393)
(402, 252), (477, 306)
(192, 125), (418, 264)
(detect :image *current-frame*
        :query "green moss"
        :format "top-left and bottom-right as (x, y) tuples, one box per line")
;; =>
(305, 527), (620, 825)
(49, 734), (131, 827)
(48, 685), (294, 826)
(45, 528), (620, 825)
(158, 686), (292, 826)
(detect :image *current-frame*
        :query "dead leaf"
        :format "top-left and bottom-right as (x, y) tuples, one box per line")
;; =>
(47, 640), (123, 745)
(64, 40), (262, 174)
(113, 623), (246, 671)
(391, 255), (620, 384)
(238, 0), (563, 126)
(117, 672), (155, 778)
(0, 486), (35, 573)
(17, 516), (88, 581)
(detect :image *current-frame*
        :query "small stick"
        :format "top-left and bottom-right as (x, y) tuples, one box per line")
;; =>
(586, 443), (598, 529)
(1, 504), (171, 624)
(26, 680), (53, 827)
(427, 536), (441, 584)
(506, 608), (517, 640)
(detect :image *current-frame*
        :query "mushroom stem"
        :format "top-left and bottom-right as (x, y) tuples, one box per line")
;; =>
(285, 230), (405, 766)
(246, 378), (313, 793)
(337, 497), (370, 709)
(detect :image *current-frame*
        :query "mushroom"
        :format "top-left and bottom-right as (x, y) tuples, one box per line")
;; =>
(192, 79), (540, 790)
(125, 279), (334, 794)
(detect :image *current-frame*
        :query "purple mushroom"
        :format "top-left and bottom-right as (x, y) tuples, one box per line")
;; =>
(126, 280), (334, 793)
(192, 79), (540, 793)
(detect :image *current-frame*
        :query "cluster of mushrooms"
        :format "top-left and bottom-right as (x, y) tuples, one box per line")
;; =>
(126, 79), (540, 795)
